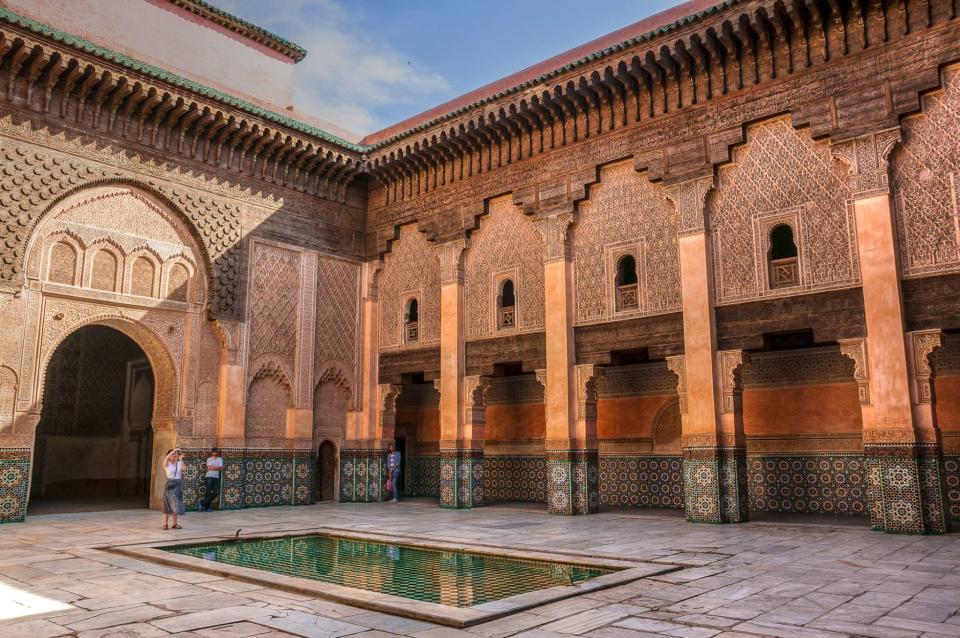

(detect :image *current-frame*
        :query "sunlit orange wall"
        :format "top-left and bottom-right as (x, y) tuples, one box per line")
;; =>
(935, 375), (960, 433)
(597, 395), (675, 439)
(486, 404), (545, 441)
(395, 408), (439, 443)
(743, 383), (862, 436)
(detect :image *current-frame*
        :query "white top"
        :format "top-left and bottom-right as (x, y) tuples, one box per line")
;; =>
(164, 460), (184, 480)
(206, 456), (223, 479)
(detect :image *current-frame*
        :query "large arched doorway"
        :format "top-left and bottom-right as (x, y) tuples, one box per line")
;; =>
(30, 325), (155, 513)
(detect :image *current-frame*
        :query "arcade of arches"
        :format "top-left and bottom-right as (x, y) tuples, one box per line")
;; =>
(0, 0), (959, 536)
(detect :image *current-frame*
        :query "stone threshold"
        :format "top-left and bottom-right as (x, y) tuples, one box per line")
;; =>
(107, 527), (677, 628)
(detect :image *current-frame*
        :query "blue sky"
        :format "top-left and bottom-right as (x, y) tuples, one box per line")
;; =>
(212, 0), (684, 135)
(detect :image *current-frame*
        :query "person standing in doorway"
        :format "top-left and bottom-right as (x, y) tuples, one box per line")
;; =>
(162, 448), (185, 529)
(200, 447), (222, 512)
(386, 443), (401, 503)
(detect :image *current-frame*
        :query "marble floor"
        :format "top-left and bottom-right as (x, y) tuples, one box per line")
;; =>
(1, 501), (959, 638)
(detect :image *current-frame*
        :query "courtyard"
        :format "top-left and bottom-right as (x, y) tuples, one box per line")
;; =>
(2, 503), (959, 638)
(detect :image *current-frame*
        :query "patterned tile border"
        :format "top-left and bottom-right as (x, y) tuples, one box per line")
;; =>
(864, 444), (951, 534)
(484, 455), (547, 503)
(404, 455), (441, 497)
(746, 454), (866, 517)
(181, 448), (314, 511)
(683, 447), (748, 524)
(946, 454), (960, 522)
(546, 449), (599, 516)
(339, 449), (389, 503)
(599, 456), (684, 509)
(439, 449), (484, 509)
(0, 448), (31, 523)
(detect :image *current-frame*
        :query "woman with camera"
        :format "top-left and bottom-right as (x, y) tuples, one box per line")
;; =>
(162, 448), (186, 529)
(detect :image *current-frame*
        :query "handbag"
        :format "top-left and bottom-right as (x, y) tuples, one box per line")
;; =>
(386, 478), (393, 492)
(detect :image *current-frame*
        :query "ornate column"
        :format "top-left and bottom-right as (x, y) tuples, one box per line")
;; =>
(668, 176), (748, 524)
(435, 239), (485, 508)
(213, 319), (245, 445)
(341, 261), (391, 503)
(832, 129), (950, 534)
(535, 212), (599, 515)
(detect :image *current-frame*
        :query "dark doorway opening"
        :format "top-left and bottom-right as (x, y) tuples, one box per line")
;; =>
(30, 325), (154, 513)
(317, 440), (337, 501)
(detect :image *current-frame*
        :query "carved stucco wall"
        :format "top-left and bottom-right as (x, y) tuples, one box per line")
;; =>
(465, 196), (544, 338)
(314, 255), (361, 384)
(710, 118), (857, 304)
(573, 161), (680, 324)
(379, 225), (440, 350)
(894, 65), (960, 277)
(248, 241), (301, 379)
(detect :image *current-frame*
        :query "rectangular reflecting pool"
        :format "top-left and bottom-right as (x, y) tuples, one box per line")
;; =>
(164, 534), (615, 607)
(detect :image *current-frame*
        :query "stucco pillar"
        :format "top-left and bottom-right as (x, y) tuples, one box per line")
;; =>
(833, 129), (950, 534)
(341, 261), (390, 503)
(535, 212), (598, 515)
(435, 239), (485, 508)
(213, 320), (245, 443)
(668, 176), (748, 524)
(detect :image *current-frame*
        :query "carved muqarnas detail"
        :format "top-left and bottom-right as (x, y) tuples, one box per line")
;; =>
(0, 139), (243, 317)
(574, 162), (680, 323)
(379, 225), (440, 349)
(467, 198), (544, 338)
(711, 119), (856, 304)
(894, 66), (960, 277)
(839, 338), (871, 406)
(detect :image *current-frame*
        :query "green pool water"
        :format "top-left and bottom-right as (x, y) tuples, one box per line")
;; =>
(165, 535), (614, 607)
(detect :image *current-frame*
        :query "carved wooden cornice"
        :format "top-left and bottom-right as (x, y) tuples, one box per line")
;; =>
(368, 0), (958, 225)
(0, 12), (362, 203)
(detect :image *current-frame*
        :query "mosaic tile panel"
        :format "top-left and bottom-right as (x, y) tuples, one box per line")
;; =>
(946, 455), (960, 522)
(547, 449), (599, 516)
(484, 456), (547, 503)
(339, 449), (388, 503)
(746, 454), (866, 516)
(439, 449), (484, 509)
(0, 448), (30, 523)
(864, 444), (950, 534)
(181, 449), (314, 511)
(403, 456), (440, 497)
(599, 456), (684, 509)
(683, 447), (748, 524)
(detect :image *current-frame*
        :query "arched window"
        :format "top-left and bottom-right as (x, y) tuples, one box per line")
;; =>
(90, 249), (118, 291)
(615, 254), (639, 310)
(48, 241), (77, 285)
(166, 263), (191, 301)
(768, 224), (799, 289)
(131, 257), (155, 297)
(498, 279), (516, 329)
(405, 298), (419, 342)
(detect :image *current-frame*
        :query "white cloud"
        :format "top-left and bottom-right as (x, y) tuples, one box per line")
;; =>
(214, 0), (450, 134)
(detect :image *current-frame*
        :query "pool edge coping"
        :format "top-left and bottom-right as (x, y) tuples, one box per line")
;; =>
(106, 528), (680, 628)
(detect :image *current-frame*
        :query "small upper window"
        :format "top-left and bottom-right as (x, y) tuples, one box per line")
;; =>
(615, 254), (639, 310)
(405, 298), (419, 342)
(498, 279), (516, 329)
(768, 224), (799, 289)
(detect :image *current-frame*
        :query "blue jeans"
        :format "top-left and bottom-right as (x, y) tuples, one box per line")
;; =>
(389, 467), (400, 500)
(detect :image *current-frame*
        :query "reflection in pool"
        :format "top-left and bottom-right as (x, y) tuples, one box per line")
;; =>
(166, 534), (613, 607)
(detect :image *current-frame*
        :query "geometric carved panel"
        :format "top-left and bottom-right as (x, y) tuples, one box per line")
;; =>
(894, 65), (960, 277)
(711, 118), (856, 304)
(465, 196), (544, 338)
(131, 257), (155, 297)
(315, 255), (360, 372)
(0, 366), (16, 431)
(249, 242), (301, 371)
(194, 381), (218, 438)
(245, 374), (289, 438)
(379, 225), (440, 349)
(574, 161), (680, 323)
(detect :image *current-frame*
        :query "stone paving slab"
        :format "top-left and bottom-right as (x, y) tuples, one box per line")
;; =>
(0, 503), (958, 638)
